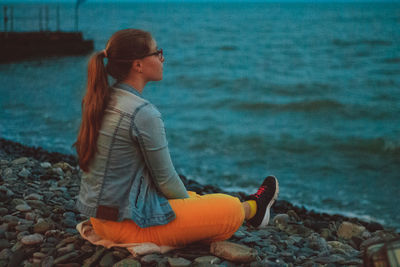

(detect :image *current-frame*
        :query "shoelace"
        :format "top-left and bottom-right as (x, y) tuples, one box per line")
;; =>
(251, 185), (266, 199)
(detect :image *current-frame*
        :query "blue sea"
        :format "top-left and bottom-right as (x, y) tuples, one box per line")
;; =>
(1, 2), (399, 230)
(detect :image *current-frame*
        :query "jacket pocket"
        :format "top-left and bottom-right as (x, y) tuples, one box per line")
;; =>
(135, 176), (144, 208)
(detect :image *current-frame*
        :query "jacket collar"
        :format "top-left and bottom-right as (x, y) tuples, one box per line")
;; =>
(113, 82), (142, 98)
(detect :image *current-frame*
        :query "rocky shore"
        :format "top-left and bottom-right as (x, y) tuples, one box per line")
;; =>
(0, 138), (398, 267)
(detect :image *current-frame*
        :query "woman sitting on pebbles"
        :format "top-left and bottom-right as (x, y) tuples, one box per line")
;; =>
(74, 29), (279, 247)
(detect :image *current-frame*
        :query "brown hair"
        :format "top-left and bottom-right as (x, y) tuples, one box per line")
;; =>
(75, 29), (153, 171)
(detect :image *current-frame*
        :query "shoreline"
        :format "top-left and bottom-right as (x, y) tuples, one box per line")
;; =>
(0, 137), (398, 266)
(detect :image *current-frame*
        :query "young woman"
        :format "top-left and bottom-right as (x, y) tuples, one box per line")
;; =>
(75, 29), (279, 247)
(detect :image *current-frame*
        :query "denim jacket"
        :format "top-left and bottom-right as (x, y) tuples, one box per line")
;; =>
(76, 83), (189, 228)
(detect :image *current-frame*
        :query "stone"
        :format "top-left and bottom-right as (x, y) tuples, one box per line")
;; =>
(112, 258), (141, 267)
(0, 239), (11, 249)
(41, 256), (54, 267)
(327, 241), (359, 256)
(0, 208), (8, 216)
(8, 249), (26, 267)
(56, 235), (79, 249)
(18, 168), (31, 178)
(0, 224), (8, 233)
(320, 228), (331, 240)
(111, 249), (128, 260)
(53, 167), (64, 177)
(81, 244), (95, 253)
(62, 218), (77, 228)
(54, 251), (79, 264)
(100, 252), (117, 267)
(25, 193), (43, 201)
(313, 254), (346, 264)
(338, 258), (363, 265)
(5, 231), (17, 240)
(57, 243), (75, 255)
(283, 224), (312, 237)
(0, 186), (14, 198)
(26, 200), (46, 209)
(21, 233), (44, 245)
(210, 241), (258, 263)
(167, 257), (191, 267)
(16, 204), (32, 212)
(53, 264), (80, 267)
(2, 168), (13, 178)
(287, 210), (301, 221)
(140, 254), (163, 265)
(11, 198), (26, 206)
(40, 162), (52, 168)
(12, 157), (29, 165)
(83, 246), (106, 267)
(25, 212), (37, 221)
(17, 231), (30, 241)
(242, 235), (262, 245)
(0, 248), (12, 260)
(273, 214), (289, 230)
(232, 230), (246, 239)
(194, 256), (221, 264)
(33, 252), (46, 259)
(15, 224), (31, 232)
(53, 162), (74, 172)
(33, 220), (52, 234)
(308, 233), (329, 251)
(63, 211), (76, 219)
(3, 214), (19, 225)
(11, 241), (23, 252)
(337, 221), (366, 240)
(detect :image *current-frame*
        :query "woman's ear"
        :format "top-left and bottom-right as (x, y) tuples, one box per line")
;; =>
(132, 59), (143, 73)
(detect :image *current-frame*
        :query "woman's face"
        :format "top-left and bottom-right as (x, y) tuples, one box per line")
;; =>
(141, 39), (164, 82)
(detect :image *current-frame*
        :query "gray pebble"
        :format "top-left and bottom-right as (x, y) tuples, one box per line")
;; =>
(168, 257), (192, 267)
(18, 168), (31, 178)
(0, 239), (11, 250)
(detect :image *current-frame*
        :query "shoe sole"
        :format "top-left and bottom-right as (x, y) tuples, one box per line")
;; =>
(258, 176), (279, 228)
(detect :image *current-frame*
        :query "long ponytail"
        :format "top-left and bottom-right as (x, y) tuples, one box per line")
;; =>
(74, 29), (153, 171)
(75, 51), (109, 171)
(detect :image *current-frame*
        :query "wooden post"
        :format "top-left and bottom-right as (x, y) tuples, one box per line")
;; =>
(10, 6), (13, 32)
(3, 6), (8, 33)
(56, 4), (60, 32)
(39, 7), (42, 31)
(74, 5), (79, 31)
(45, 5), (49, 31)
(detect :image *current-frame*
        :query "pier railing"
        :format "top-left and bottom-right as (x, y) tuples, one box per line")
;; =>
(2, 3), (82, 33)
(0, 3), (93, 62)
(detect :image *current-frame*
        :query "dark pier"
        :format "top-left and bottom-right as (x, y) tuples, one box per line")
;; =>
(1, 3), (93, 63)
(0, 32), (93, 63)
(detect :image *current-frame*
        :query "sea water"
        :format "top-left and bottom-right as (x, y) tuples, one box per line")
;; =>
(0, 2), (399, 230)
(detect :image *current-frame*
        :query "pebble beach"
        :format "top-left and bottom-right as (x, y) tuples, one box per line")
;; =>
(0, 137), (399, 267)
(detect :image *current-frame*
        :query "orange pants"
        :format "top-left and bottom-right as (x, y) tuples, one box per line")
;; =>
(90, 191), (245, 247)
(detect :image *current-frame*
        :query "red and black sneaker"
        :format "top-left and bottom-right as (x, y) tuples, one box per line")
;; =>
(245, 175), (279, 228)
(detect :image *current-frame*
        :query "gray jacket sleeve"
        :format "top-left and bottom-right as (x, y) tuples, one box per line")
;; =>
(132, 104), (189, 199)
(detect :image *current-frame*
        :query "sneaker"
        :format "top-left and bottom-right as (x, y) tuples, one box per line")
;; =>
(245, 175), (279, 228)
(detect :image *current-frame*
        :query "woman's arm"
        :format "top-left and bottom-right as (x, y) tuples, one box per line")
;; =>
(132, 104), (189, 199)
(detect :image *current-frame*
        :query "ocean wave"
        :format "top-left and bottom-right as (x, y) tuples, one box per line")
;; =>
(331, 137), (400, 155)
(231, 99), (344, 112)
(332, 39), (392, 47)
(219, 45), (237, 51)
(382, 57), (400, 64)
(286, 200), (391, 229)
(268, 82), (338, 96)
(230, 99), (397, 120)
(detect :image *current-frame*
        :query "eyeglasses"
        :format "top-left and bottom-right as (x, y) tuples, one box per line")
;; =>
(141, 48), (163, 61)
(107, 48), (164, 62)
